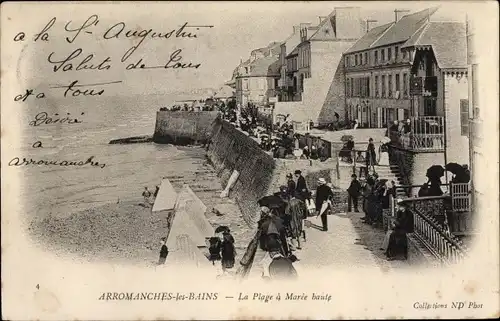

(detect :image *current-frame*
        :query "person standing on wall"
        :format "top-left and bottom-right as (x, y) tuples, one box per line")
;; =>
(315, 178), (333, 232)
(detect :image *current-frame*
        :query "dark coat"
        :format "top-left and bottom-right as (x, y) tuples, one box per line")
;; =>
(287, 179), (296, 198)
(396, 209), (414, 233)
(159, 245), (169, 259)
(296, 176), (308, 196)
(315, 184), (333, 211)
(347, 179), (362, 197)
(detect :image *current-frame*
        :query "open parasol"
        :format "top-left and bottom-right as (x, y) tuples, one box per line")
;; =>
(445, 162), (465, 174)
(258, 195), (287, 209)
(426, 165), (445, 180)
(446, 162), (470, 183)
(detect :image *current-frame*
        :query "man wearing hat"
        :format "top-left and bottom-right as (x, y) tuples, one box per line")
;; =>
(294, 170), (308, 201)
(315, 178), (334, 231)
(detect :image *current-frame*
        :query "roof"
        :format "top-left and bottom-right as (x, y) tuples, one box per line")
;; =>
(244, 56), (280, 77)
(345, 22), (393, 54)
(214, 85), (234, 98)
(402, 21), (467, 69)
(309, 15), (337, 41)
(344, 7), (440, 54)
(372, 7), (440, 48)
(251, 42), (282, 57)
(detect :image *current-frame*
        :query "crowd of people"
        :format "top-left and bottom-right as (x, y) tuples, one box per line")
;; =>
(346, 172), (413, 261)
(238, 169), (354, 279)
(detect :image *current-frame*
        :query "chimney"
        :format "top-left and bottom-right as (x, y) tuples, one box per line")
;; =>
(293, 25), (300, 34)
(319, 16), (327, 24)
(394, 9), (410, 22)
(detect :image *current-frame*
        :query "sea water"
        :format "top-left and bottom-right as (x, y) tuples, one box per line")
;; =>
(8, 94), (200, 221)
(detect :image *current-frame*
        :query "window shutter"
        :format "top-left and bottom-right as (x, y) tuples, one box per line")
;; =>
(460, 99), (469, 136)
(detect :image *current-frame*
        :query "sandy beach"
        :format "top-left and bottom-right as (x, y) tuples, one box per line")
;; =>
(27, 146), (257, 267)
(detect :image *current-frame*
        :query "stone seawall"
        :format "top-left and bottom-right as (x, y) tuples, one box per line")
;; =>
(207, 118), (277, 226)
(153, 111), (219, 145)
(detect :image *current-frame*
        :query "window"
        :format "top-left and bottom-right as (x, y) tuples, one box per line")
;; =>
(388, 47), (392, 61)
(388, 74), (392, 97)
(472, 64), (480, 118)
(395, 73), (400, 96)
(346, 78), (351, 97)
(403, 73), (408, 97)
(345, 56), (349, 67)
(364, 52), (368, 65)
(374, 51), (378, 64)
(381, 75), (386, 97)
(355, 55), (358, 66)
(374, 75), (379, 97)
(395, 46), (399, 60)
(381, 49), (385, 61)
(460, 99), (469, 136)
(402, 50), (407, 60)
(243, 79), (249, 90)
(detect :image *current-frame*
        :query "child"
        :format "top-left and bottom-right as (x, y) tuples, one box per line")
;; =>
(158, 237), (169, 265)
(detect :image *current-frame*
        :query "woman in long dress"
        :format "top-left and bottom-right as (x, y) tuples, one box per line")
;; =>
(378, 142), (390, 166)
(220, 231), (236, 272)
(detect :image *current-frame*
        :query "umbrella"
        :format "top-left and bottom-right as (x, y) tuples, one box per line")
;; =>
(445, 162), (465, 175)
(446, 163), (470, 183)
(258, 195), (286, 209)
(341, 135), (354, 142)
(426, 165), (445, 180)
(214, 226), (230, 234)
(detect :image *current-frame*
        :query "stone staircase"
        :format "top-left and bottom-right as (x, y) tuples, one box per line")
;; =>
(373, 165), (406, 198)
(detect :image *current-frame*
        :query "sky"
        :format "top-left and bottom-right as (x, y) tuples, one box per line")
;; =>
(0, 1), (490, 98)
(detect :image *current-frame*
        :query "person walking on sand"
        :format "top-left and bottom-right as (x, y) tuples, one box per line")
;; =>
(142, 187), (152, 207)
(158, 237), (169, 265)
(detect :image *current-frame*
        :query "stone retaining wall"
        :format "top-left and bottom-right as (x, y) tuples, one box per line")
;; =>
(153, 111), (219, 145)
(207, 118), (276, 226)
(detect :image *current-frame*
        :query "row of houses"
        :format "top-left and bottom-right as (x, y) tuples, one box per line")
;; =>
(226, 5), (472, 165)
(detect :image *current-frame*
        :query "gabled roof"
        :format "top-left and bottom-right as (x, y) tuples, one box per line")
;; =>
(402, 21), (467, 69)
(345, 22), (393, 54)
(245, 56), (280, 77)
(372, 7), (439, 47)
(310, 15), (337, 41)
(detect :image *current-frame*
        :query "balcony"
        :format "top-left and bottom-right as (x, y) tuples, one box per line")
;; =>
(401, 196), (469, 264)
(389, 116), (445, 152)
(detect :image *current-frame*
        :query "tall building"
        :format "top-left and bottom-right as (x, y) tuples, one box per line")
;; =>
(343, 7), (440, 128)
(273, 7), (365, 125)
(466, 16), (483, 214)
(231, 42), (281, 106)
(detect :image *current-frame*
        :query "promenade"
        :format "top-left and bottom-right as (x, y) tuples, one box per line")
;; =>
(293, 212), (436, 273)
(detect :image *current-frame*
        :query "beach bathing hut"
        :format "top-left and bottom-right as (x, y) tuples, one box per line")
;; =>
(152, 178), (178, 213)
(167, 185), (214, 249)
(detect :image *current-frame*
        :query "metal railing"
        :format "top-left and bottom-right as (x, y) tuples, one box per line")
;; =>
(450, 182), (471, 212)
(403, 197), (468, 264)
(389, 116), (445, 152)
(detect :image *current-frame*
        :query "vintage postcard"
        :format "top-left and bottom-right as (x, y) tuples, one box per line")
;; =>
(1, 1), (499, 319)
